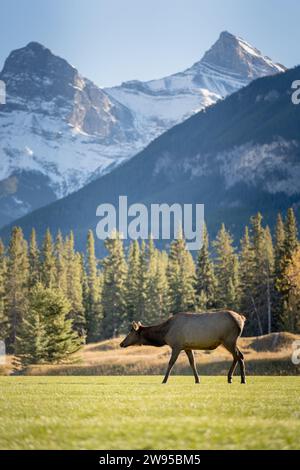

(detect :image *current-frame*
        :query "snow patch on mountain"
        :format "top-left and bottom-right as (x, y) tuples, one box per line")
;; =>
(0, 110), (140, 199)
(0, 32), (286, 226)
(106, 31), (285, 138)
(217, 139), (300, 196)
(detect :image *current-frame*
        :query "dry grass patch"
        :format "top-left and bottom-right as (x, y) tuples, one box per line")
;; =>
(0, 331), (294, 376)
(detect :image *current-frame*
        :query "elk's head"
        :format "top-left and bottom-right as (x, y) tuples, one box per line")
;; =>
(120, 321), (142, 348)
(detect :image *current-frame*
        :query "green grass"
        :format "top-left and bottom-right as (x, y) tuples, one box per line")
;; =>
(0, 376), (300, 450)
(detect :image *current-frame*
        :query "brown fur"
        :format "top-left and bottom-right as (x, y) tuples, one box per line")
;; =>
(120, 311), (246, 384)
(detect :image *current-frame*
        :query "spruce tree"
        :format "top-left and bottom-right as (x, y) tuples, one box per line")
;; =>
(0, 239), (9, 342)
(65, 232), (85, 337)
(54, 231), (67, 294)
(239, 226), (255, 332)
(279, 208), (299, 329)
(167, 230), (195, 314)
(144, 248), (170, 323)
(5, 227), (29, 351)
(40, 229), (56, 288)
(28, 228), (40, 288)
(281, 246), (300, 332)
(85, 230), (103, 342)
(102, 231), (127, 338)
(16, 283), (80, 364)
(249, 214), (274, 334)
(195, 224), (217, 309)
(213, 224), (239, 310)
(125, 240), (141, 323)
(15, 284), (48, 366)
(264, 226), (275, 333)
(273, 214), (286, 330)
(137, 240), (148, 321)
(284, 208), (298, 257)
(274, 214), (285, 280)
(30, 283), (80, 362)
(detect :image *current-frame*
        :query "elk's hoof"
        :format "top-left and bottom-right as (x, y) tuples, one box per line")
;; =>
(228, 378), (232, 384)
(241, 380), (246, 384)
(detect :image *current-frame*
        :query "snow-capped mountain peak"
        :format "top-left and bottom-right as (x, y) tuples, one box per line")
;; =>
(106, 31), (285, 137)
(0, 33), (286, 227)
(199, 31), (285, 78)
(0, 42), (143, 226)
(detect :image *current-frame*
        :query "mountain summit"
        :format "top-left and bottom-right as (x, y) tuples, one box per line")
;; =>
(0, 42), (140, 226)
(106, 31), (285, 139)
(0, 33), (285, 227)
(200, 31), (285, 78)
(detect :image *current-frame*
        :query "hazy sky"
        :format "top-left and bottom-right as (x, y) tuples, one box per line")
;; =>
(1, 0), (299, 87)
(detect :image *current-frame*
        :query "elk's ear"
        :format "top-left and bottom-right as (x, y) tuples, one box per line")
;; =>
(132, 321), (139, 331)
(137, 321), (142, 328)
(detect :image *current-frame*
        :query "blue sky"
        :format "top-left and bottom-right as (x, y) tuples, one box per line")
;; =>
(0, 0), (299, 87)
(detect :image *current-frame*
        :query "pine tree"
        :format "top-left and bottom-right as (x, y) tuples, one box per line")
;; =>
(284, 208), (298, 257)
(197, 290), (208, 310)
(264, 226), (275, 333)
(5, 227), (29, 351)
(281, 246), (300, 332)
(15, 285), (48, 366)
(28, 228), (40, 288)
(239, 226), (255, 331)
(85, 230), (103, 342)
(54, 231), (67, 294)
(213, 224), (239, 310)
(195, 224), (217, 309)
(102, 232), (127, 338)
(27, 283), (80, 363)
(273, 214), (286, 330)
(144, 248), (170, 323)
(125, 240), (141, 323)
(274, 214), (286, 280)
(16, 283), (80, 364)
(137, 240), (148, 322)
(40, 229), (56, 288)
(279, 208), (299, 329)
(167, 230), (195, 314)
(65, 232), (85, 337)
(249, 214), (274, 334)
(240, 226), (254, 314)
(0, 239), (9, 341)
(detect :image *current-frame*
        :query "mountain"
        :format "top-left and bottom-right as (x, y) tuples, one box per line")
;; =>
(0, 42), (141, 226)
(1, 65), (299, 252)
(105, 31), (285, 141)
(0, 33), (285, 227)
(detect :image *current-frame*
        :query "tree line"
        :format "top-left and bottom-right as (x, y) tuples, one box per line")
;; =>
(0, 208), (299, 365)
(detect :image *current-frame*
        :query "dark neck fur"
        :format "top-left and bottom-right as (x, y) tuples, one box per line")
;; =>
(140, 319), (171, 347)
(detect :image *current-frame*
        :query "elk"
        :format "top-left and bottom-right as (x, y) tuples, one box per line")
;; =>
(120, 311), (246, 384)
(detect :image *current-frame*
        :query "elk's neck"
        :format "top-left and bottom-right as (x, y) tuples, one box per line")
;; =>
(140, 323), (169, 347)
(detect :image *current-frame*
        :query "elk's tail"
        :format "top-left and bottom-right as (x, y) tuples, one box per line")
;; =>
(229, 311), (246, 334)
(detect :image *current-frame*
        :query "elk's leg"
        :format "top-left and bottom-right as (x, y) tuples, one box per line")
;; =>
(227, 357), (238, 383)
(162, 348), (180, 384)
(185, 349), (200, 384)
(222, 340), (245, 384)
(236, 347), (246, 384)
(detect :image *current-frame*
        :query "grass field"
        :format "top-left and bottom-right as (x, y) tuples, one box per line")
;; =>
(0, 376), (300, 450)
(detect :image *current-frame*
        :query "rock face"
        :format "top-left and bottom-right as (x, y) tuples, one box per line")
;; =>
(0, 33), (285, 227)
(0, 42), (142, 226)
(106, 31), (285, 140)
(1, 65), (298, 253)
(0, 41), (136, 138)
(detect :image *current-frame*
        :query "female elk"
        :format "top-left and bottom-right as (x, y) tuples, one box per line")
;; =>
(120, 311), (246, 384)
